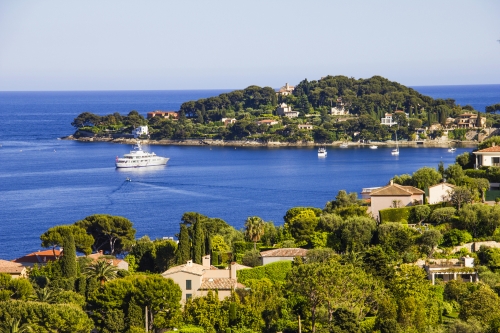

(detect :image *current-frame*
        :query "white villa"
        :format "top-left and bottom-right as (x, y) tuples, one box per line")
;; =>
(427, 182), (455, 204)
(133, 126), (148, 138)
(473, 143), (500, 168)
(380, 113), (398, 127)
(330, 98), (348, 116)
(276, 103), (299, 118)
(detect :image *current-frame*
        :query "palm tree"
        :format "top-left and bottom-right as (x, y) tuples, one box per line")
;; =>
(244, 216), (265, 250)
(84, 260), (119, 286)
(0, 318), (32, 333)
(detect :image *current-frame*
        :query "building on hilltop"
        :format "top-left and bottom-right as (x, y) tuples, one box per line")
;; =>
(147, 111), (179, 120)
(161, 255), (249, 304)
(277, 83), (295, 96)
(423, 256), (478, 285)
(330, 98), (349, 116)
(276, 103), (299, 118)
(380, 113), (398, 127)
(456, 113), (486, 129)
(221, 118), (237, 126)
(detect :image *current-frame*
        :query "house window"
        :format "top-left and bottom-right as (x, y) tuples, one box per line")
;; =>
(186, 294), (192, 301)
(186, 280), (192, 290)
(493, 157), (500, 166)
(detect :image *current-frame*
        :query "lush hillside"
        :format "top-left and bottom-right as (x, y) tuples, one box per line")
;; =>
(71, 75), (494, 143)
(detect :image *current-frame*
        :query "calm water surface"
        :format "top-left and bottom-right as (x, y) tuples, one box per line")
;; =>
(0, 86), (496, 259)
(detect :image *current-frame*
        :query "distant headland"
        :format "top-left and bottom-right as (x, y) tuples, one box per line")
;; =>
(65, 75), (500, 147)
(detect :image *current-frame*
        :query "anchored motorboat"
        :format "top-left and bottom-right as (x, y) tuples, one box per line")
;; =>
(115, 142), (169, 168)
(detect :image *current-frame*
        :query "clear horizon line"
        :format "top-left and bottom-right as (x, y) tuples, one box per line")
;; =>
(1, 83), (500, 93)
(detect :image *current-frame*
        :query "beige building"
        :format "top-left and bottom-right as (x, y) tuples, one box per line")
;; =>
(330, 98), (348, 116)
(161, 255), (248, 303)
(221, 118), (237, 126)
(147, 111), (179, 120)
(260, 248), (308, 265)
(256, 119), (279, 126)
(427, 182), (455, 204)
(456, 113), (486, 129)
(276, 103), (299, 118)
(473, 144), (500, 168)
(13, 249), (62, 267)
(277, 83), (295, 96)
(0, 259), (27, 279)
(298, 124), (314, 130)
(369, 181), (425, 220)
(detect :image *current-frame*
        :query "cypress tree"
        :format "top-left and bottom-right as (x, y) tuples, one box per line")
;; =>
(60, 231), (77, 278)
(176, 224), (191, 265)
(193, 219), (205, 264)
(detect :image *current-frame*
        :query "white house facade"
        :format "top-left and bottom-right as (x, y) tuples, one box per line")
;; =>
(427, 182), (455, 204)
(133, 126), (149, 138)
(473, 144), (500, 168)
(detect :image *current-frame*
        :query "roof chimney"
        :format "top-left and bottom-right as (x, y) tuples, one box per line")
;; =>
(230, 262), (237, 281)
(390, 180), (394, 185)
(202, 255), (211, 268)
(186, 260), (193, 267)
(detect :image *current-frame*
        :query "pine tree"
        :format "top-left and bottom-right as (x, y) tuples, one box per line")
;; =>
(60, 231), (77, 278)
(175, 224), (191, 265)
(193, 219), (205, 264)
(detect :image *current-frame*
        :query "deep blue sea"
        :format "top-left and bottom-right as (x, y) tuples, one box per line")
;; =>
(0, 86), (499, 260)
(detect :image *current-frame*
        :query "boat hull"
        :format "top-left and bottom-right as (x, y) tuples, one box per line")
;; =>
(115, 157), (169, 168)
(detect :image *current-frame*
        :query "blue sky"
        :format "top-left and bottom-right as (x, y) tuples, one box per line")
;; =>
(0, 0), (499, 90)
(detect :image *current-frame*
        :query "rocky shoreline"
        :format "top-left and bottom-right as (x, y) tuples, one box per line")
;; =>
(61, 135), (478, 148)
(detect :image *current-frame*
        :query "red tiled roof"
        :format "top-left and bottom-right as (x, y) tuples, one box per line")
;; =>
(13, 249), (61, 264)
(475, 146), (500, 153)
(260, 248), (308, 257)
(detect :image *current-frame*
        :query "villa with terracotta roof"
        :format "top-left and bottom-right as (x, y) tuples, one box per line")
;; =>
(0, 259), (27, 278)
(85, 250), (129, 271)
(161, 255), (248, 303)
(13, 249), (62, 267)
(369, 181), (425, 220)
(473, 143), (500, 168)
(260, 248), (308, 265)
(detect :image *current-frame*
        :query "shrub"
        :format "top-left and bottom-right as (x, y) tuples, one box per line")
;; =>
(237, 260), (292, 285)
(442, 229), (473, 247)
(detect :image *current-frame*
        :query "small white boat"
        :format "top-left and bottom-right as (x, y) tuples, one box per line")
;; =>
(115, 142), (169, 168)
(318, 147), (327, 157)
(369, 145), (378, 149)
(339, 142), (348, 148)
(391, 132), (399, 155)
(125, 177), (132, 182)
(448, 147), (456, 152)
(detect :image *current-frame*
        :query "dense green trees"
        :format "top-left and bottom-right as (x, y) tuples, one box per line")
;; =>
(75, 214), (136, 255)
(73, 75), (491, 144)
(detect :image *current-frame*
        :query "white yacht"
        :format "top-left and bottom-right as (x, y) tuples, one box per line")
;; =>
(115, 142), (169, 168)
(318, 147), (327, 157)
(339, 142), (348, 148)
(448, 147), (456, 152)
(369, 145), (378, 149)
